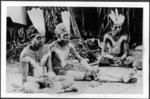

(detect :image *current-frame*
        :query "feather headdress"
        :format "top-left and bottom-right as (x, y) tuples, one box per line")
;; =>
(108, 9), (125, 26)
(61, 11), (70, 34)
(54, 23), (68, 35)
(27, 8), (46, 35)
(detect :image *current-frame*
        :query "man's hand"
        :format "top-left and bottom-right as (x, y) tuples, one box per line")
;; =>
(105, 54), (114, 59)
(121, 54), (127, 61)
(46, 71), (57, 81)
(80, 59), (93, 71)
(113, 57), (122, 65)
(81, 59), (88, 65)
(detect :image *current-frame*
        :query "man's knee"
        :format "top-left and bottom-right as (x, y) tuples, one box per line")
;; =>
(124, 56), (134, 65)
(66, 70), (86, 80)
(133, 59), (142, 69)
(23, 82), (40, 93)
(98, 56), (104, 63)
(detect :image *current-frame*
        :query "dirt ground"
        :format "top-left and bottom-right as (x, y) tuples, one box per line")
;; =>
(6, 62), (143, 94)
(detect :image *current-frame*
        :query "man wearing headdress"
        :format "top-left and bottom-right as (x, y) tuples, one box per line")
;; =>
(99, 9), (134, 66)
(97, 9), (137, 83)
(47, 23), (99, 81)
(20, 31), (50, 91)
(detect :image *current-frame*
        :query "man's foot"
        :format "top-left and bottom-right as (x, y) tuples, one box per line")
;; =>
(84, 71), (93, 81)
(64, 86), (78, 92)
(127, 78), (137, 83)
(122, 74), (137, 83)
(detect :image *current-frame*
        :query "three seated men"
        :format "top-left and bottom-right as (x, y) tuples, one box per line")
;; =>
(20, 9), (137, 93)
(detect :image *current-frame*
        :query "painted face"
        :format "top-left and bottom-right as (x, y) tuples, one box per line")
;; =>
(32, 34), (45, 47)
(61, 33), (70, 40)
(57, 34), (69, 48)
(111, 24), (122, 35)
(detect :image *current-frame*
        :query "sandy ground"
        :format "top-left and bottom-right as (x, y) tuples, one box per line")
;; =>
(6, 62), (143, 94)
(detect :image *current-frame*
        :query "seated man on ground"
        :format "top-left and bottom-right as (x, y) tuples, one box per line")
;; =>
(47, 23), (98, 81)
(99, 9), (134, 67)
(20, 31), (76, 93)
(97, 9), (137, 83)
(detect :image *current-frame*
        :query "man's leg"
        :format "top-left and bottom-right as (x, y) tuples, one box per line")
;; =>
(124, 56), (134, 66)
(98, 67), (137, 83)
(99, 75), (122, 82)
(23, 76), (58, 93)
(23, 81), (57, 93)
(65, 70), (86, 81)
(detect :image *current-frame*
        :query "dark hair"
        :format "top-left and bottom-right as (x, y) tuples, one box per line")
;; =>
(7, 17), (13, 26)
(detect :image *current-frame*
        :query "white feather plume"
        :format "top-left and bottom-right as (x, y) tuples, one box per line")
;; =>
(115, 9), (119, 19)
(109, 9), (125, 25)
(54, 23), (67, 35)
(27, 8), (46, 35)
(61, 11), (70, 34)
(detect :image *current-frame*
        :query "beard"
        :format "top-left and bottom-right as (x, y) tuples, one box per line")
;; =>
(57, 39), (69, 47)
(31, 41), (43, 50)
(37, 42), (43, 47)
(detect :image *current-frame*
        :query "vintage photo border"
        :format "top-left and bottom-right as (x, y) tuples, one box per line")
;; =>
(1, 1), (149, 98)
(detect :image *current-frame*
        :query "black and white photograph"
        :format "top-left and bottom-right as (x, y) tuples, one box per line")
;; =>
(1, 1), (149, 98)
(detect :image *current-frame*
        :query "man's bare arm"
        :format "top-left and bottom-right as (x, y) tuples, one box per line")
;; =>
(121, 41), (129, 60)
(41, 51), (54, 73)
(102, 34), (111, 55)
(69, 44), (83, 62)
(21, 57), (38, 68)
(118, 35), (129, 60)
(102, 34), (114, 59)
(69, 44), (93, 71)
(20, 61), (29, 85)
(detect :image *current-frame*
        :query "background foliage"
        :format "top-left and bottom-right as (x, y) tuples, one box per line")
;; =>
(7, 7), (143, 63)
